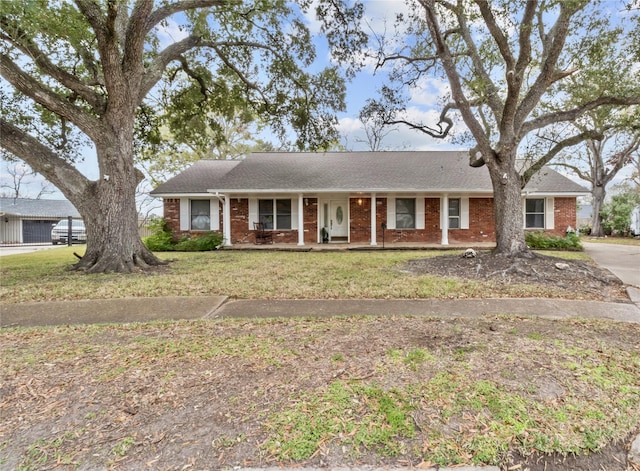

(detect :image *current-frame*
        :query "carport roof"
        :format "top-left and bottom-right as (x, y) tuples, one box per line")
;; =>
(0, 198), (81, 218)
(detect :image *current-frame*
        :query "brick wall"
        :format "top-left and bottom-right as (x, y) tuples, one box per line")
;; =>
(550, 197), (577, 236)
(162, 195), (577, 245)
(449, 197), (495, 243)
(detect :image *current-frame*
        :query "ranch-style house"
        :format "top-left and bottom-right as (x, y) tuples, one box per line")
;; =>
(150, 151), (587, 247)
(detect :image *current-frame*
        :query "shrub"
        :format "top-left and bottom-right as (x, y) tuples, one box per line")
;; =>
(174, 232), (224, 252)
(525, 231), (583, 250)
(143, 218), (224, 252)
(143, 217), (174, 251)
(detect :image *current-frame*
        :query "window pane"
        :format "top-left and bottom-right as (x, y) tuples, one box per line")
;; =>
(526, 199), (544, 213)
(448, 198), (460, 217)
(396, 198), (415, 229)
(526, 214), (544, 228)
(449, 217), (460, 229)
(276, 199), (291, 230)
(191, 200), (210, 230)
(259, 199), (274, 229)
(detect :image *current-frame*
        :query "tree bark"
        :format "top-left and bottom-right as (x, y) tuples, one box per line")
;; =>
(70, 124), (165, 273)
(486, 153), (532, 258)
(590, 184), (606, 237)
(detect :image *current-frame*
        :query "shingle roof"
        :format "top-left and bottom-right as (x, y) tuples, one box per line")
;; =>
(0, 198), (80, 218)
(151, 160), (241, 194)
(151, 152), (587, 195)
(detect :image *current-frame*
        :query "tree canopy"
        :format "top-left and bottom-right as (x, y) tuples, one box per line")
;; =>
(1, 0), (346, 272)
(322, 0), (640, 255)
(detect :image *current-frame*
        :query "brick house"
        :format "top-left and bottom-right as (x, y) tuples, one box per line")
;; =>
(150, 151), (587, 247)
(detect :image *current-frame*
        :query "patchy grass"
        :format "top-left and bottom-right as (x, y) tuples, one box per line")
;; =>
(583, 236), (640, 246)
(0, 247), (594, 304)
(1, 316), (639, 470)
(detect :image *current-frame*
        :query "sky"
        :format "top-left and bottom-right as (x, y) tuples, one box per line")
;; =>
(1, 0), (637, 203)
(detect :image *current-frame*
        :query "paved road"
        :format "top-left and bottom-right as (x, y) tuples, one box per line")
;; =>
(583, 242), (640, 288)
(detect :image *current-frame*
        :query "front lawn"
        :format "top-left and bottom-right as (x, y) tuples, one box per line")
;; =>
(0, 247), (594, 304)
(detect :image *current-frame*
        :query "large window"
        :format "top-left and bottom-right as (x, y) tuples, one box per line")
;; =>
(525, 198), (545, 228)
(190, 200), (210, 230)
(259, 199), (291, 230)
(396, 198), (416, 229)
(448, 198), (461, 229)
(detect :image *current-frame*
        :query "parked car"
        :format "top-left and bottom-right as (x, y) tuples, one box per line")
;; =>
(51, 219), (86, 245)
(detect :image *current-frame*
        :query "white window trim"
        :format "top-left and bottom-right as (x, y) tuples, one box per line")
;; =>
(387, 196), (424, 230)
(524, 197), (553, 229)
(439, 196), (469, 230)
(249, 198), (298, 230)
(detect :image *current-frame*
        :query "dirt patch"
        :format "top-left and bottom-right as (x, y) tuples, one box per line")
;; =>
(2, 314), (639, 470)
(402, 251), (630, 302)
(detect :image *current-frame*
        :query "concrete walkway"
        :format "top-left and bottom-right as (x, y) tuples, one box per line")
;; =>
(2, 295), (639, 328)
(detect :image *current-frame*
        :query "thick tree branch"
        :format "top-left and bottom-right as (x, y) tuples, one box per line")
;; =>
(0, 16), (105, 112)
(0, 53), (103, 141)
(521, 96), (640, 137)
(144, 0), (237, 37)
(418, 0), (492, 157)
(0, 118), (89, 201)
(515, 1), (586, 131)
(521, 129), (602, 186)
(123, 0), (153, 76)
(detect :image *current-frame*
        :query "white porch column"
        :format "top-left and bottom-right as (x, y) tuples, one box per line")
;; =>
(297, 194), (305, 246)
(440, 194), (449, 246)
(370, 193), (377, 246)
(223, 195), (232, 246)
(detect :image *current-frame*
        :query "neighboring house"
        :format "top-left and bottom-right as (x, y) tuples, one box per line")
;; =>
(0, 198), (80, 244)
(150, 151), (588, 247)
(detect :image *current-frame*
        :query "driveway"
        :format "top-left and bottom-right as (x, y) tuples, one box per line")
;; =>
(583, 242), (640, 288)
(0, 244), (67, 257)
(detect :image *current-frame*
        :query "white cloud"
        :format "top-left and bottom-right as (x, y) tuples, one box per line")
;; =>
(154, 18), (189, 47)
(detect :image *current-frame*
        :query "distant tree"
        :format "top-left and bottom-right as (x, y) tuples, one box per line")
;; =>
(600, 184), (640, 235)
(320, 0), (640, 257)
(1, 0), (346, 273)
(553, 109), (640, 236)
(0, 161), (54, 199)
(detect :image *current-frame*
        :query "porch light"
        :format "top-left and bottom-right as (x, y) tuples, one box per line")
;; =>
(357, 198), (363, 206)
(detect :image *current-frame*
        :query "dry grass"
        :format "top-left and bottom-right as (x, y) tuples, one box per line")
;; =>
(0, 247), (593, 304)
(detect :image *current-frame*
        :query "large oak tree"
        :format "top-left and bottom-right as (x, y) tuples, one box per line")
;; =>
(324, 0), (640, 256)
(1, 0), (345, 273)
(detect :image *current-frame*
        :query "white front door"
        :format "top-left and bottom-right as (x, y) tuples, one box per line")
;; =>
(329, 200), (348, 240)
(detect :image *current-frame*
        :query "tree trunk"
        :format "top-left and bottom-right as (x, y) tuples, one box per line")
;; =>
(486, 155), (533, 258)
(590, 184), (606, 237)
(70, 132), (165, 274)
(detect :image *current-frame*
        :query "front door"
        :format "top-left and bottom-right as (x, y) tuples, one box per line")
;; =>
(329, 200), (348, 240)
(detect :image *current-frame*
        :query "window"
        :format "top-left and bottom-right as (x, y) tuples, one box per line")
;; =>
(448, 198), (460, 229)
(526, 198), (545, 228)
(396, 198), (416, 229)
(190, 200), (210, 230)
(259, 199), (291, 230)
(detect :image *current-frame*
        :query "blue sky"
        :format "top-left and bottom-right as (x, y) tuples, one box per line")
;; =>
(1, 0), (636, 202)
